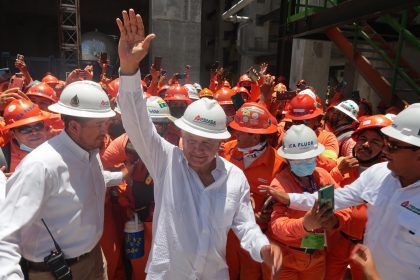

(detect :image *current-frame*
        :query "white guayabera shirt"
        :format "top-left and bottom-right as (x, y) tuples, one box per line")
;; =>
(119, 71), (269, 280)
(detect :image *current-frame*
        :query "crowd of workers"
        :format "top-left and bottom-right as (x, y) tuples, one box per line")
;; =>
(0, 8), (418, 280)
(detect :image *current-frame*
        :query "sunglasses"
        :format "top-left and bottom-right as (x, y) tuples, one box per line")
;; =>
(16, 122), (45, 134)
(384, 140), (419, 153)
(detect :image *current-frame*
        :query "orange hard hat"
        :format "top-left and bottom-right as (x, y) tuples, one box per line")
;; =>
(158, 84), (171, 99)
(229, 102), (277, 134)
(352, 114), (392, 139)
(285, 94), (323, 120)
(41, 74), (59, 85)
(214, 87), (235, 105)
(232, 86), (251, 101)
(2, 99), (49, 131)
(199, 88), (214, 98)
(106, 78), (120, 98)
(26, 82), (58, 103)
(164, 85), (191, 103)
(239, 74), (252, 84)
(222, 80), (231, 88)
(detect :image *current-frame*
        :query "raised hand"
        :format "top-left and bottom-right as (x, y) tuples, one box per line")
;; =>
(116, 9), (156, 75)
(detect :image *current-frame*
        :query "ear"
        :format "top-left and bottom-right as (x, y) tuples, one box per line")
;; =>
(67, 119), (81, 137)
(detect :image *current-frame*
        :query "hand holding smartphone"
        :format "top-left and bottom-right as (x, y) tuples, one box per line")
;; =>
(318, 184), (334, 216)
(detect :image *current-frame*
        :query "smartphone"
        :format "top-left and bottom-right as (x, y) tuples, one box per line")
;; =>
(8, 73), (25, 90)
(17, 54), (24, 61)
(318, 184), (334, 216)
(276, 90), (297, 101)
(247, 68), (259, 82)
(99, 52), (108, 64)
(231, 92), (245, 111)
(0, 68), (11, 83)
(154, 56), (162, 70)
(175, 73), (187, 80)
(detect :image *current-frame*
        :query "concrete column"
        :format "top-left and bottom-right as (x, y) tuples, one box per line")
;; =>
(149, 0), (202, 83)
(289, 39), (332, 100)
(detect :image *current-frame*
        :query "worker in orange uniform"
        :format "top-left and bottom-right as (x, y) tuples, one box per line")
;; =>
(237, 73), (262, 102)
(0, 99), (50, 174)
(222, 102), (284, 280)
(260, 124), (351, 280)
(324, 100), (360, 157)
(285, 94), (339, 172)
(214, 87), (237, 124)
(326, 115), (392, 280)
(102, 96), (178, 280)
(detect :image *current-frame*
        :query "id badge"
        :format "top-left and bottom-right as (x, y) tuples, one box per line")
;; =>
(300, 233), (325, 249)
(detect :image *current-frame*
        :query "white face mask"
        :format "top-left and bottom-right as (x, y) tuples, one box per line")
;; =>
(19, 143), (34, 153)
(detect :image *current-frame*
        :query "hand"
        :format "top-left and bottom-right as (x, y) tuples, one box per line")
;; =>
(116, 9), (156, 75)
(259, 62), (268, 75)
(337, 156), (359, 175)
(320, 213), (339, 231)
(150, 64), (161, 81)
(82, 65), (94, 80)
(258, 185), (290, 205)
(15, 59), (27, 71)
(302, 200), (333, 232)
(351, 244), (381, 280)
(260, 243), (282, 279)
(0, 88), (29, 111)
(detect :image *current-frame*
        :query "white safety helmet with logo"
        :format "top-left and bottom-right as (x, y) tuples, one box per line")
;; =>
(184, 84), (200, 100)
(146, 96), (176, 123)
(381, 103), (420, 147)
(278, 124), (325, 160)
(174, 98), (231, 139)
(334, 100), (359, 121)
(193, 83), (202, 92)
(49, 80), (115, 118)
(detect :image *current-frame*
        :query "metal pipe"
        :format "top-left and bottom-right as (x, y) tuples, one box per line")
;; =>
(225, 15), (251, 23)
(222, 0), (256, 21)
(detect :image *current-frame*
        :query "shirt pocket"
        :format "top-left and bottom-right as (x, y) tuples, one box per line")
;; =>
(397, 209), (420, 245)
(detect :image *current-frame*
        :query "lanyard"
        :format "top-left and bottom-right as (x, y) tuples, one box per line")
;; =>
(295, 174), (317, 193)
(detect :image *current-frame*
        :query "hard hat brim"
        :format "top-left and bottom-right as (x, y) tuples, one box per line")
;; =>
(381, 125), (420, 147)
(285, 108), (323, 120)
(229, 121), (278, 135)
(174, 118), (231, 140)
(27, 93), (58, 103)
(1, 114), (51, 131)
(334, 105), (358, 121)
(48, 103), (116, 118)
(150, 115), (177, 123)
(277, 143), (325, 160)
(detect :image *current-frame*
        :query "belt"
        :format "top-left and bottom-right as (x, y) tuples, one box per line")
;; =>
(288, 245), (318, 254)
(340, 230), (363, 244)
(26, 250), (92, 272)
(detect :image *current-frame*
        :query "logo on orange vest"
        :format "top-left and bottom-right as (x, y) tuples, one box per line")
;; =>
(257, 178), (268, 183)
(401, 201), (420, 215)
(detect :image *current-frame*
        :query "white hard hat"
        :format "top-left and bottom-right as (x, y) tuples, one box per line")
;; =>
(298, 88), (317, 101)
(334, 100), (359, 121)
(278, 124), (325, 160)
(146, 96), (176, 123)
(193, 83), (202, 92)
(49, 80), (115, 118)
(184, 84), (200, 100)
(174, 98), (231, 139)
(381, 103), (420, 147)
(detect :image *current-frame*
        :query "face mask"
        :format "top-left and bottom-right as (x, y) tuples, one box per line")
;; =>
(19, 143), (34, 153)
(289, 158), (316, 177)
(170, 107), (186, 118)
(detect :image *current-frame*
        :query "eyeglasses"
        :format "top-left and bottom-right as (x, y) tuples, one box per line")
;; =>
(16, 122), (45, 134)
(384, 141), (419, 152)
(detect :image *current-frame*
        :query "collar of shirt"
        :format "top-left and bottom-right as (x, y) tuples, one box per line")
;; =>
(59, 131), (98, 162)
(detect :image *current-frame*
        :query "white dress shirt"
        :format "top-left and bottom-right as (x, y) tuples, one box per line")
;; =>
(118, 71), (269, 280)
(0, 131), (123, 280)
(0, 170), (6, 201)
(288, 162), (420, 280)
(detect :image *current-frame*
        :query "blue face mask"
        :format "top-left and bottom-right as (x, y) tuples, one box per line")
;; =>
(289, 158), (316, 177)
(19, 143), (34, 153)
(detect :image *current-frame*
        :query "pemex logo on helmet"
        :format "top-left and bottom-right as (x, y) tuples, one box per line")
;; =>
(193, 115), (216, 126)
(70, 95), (80, 107)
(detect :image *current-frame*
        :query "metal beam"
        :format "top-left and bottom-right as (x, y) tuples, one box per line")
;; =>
(284, 0), (420, 38)
(222, 0), (256, 21)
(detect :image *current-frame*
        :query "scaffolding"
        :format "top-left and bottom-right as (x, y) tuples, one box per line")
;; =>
(58, 0), (81, 75)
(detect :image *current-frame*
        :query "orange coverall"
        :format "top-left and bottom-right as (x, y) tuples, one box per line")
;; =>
(327, 164), (367, 280)
(223, 140), (284, 280)
(266, 167), (351, 280)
